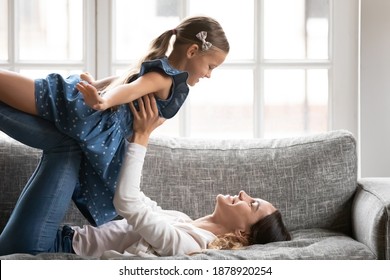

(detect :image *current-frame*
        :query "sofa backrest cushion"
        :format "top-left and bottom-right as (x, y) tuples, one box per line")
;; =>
(142, 130), (357, 235)
(0, 130), (357, 236)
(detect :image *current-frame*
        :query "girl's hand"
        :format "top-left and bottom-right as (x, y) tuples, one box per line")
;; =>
(76, 80), (108, 111)
(129, 94), (165, 146)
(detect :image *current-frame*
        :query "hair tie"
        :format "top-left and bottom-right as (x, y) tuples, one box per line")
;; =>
(196, 31), (213, 51)
(172, 29), (177, 35)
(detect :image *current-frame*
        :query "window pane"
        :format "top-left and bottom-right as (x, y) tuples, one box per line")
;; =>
(20, 69), (82, 79)
(189, 0), (254, 61)
(263, 69), (328, 138)
(189, 69), (254, 138)
(264, 0), (329, 59)
(307, 69), (328, 133)
(0, 0), (7, 60)
(17, 0), (83, 61)
(153, 111), (181, 137)
(114, 0), (180, 61)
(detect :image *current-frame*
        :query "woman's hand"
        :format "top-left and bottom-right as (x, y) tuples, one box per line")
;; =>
(129, 94), (165, 147)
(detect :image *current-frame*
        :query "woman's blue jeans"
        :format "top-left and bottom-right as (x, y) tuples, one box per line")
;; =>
(0, 102), (81, 255)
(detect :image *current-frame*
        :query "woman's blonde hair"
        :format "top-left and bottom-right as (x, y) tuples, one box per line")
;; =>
(207, 233), (249, 250)
(104, 16), (229, 91)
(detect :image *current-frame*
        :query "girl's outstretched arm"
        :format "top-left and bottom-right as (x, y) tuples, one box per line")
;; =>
(76, 71), (172, 111)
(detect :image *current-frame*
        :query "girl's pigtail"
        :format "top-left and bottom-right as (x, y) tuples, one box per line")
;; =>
(110, 29), (175, 88)
(142, 29), (176, 62)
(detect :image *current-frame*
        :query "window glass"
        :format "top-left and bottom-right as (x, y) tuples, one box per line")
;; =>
(114, 0), (180, 61)
(20, 69), (82, 79)
(17, 0), (83, 61)
(189, 69), (254, 138)
(189, 0), (254, 61)
(0, 0), (7, 60)
(264, 0), (329, 59)
(152, 110), (181, 137)
(2, 0), (332, 140)
(263, 69), (328, 138)
(114, 0), (254, 62)
(306, 69), (328, 132)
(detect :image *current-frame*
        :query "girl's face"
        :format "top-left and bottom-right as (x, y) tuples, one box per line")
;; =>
(184, 47), (227, 86)
(213, 191), (276, 234)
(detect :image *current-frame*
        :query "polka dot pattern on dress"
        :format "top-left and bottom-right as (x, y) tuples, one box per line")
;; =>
(33, 57), (189, 226)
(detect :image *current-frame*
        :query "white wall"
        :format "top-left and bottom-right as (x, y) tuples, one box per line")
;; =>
(332, 0), (359, 139)
(360, 0), (390, 177)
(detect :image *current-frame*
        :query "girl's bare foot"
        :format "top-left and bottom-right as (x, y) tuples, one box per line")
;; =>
(80, 72), (95, 85)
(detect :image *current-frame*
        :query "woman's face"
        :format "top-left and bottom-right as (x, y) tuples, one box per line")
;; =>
(213, 190), (277, 234)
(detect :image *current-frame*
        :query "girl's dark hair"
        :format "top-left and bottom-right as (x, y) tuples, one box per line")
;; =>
(248, 210), (291, 245)
(107, 16), (229, 90)
(144, 15), (229, 62)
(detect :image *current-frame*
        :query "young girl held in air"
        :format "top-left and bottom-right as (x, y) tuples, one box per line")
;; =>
(0, 16), (229, 226)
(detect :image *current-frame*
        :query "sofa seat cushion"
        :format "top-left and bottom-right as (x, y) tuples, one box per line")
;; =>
(236, 229), (377, 260)
(0, 252), (91, 260)
(0, 229), (376, 260)
(150, 229), (376, 260)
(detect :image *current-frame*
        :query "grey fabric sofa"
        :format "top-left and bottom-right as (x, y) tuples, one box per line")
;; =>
(0, 130), (389, 260)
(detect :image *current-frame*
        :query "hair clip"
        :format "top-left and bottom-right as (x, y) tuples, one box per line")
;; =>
(196, 31), (213, 51)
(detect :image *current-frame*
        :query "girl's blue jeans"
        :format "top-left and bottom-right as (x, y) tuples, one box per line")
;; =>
(0, 102), (81, 255)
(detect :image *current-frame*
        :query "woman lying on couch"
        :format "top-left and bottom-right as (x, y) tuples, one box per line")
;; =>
(0, 95), (290, 258)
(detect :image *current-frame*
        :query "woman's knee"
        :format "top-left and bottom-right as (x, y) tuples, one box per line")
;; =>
(0, 70), (37, 115)
(0, 102), (79, 152)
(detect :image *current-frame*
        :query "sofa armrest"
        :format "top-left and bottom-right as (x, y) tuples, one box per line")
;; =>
(352, 178), (390, 259)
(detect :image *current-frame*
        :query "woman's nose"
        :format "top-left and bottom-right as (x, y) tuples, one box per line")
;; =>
(238, 190), (247, 200)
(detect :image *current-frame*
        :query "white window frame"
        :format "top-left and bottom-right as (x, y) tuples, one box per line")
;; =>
(3, 0), (358, 140)
(254, 0), (335, 138)
(3, 0), (96, 73)
(96, 0), (359, 139)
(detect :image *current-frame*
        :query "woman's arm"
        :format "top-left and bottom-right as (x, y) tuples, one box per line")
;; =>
(113, 94), (163, 199)
(113, 93), (164, 203)
(113, 95), (203, 256)
(128, 93), (165, 147)
(114, 141), (200, 256)
(76, 71), (172, 111)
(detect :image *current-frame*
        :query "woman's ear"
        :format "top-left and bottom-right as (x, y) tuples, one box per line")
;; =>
(234, 229), (247, 238)
(187, 44), (199, 58)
